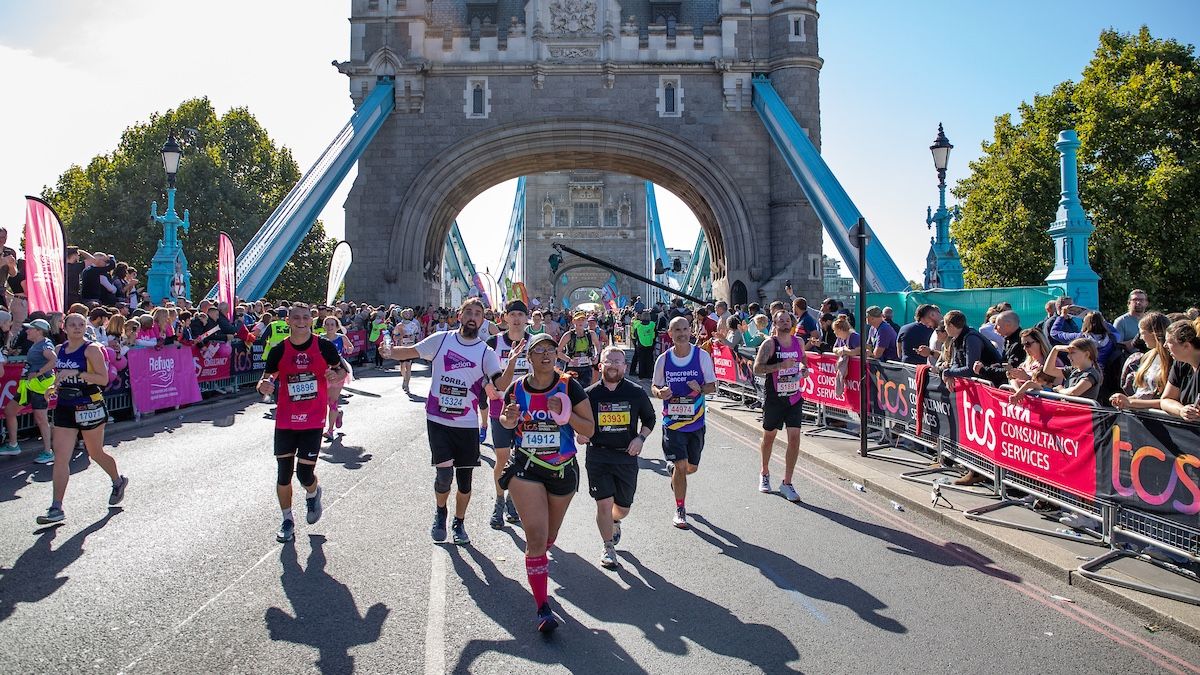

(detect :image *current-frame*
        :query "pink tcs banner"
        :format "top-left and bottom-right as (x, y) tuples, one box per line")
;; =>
(953, 378), (1097, 498)
(128, 345), (202, 414)
(24, 196), (66, 314)
(216, 232), (236, 310)
(347, 329), (368, 353)
(192, 341), (233, 383)
(711, 342), (738, 384)
(802, 352), (862, 413)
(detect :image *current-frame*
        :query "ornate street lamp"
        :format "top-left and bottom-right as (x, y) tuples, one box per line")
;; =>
(923, 123), (963, 289)
(149, 131), (192, 303)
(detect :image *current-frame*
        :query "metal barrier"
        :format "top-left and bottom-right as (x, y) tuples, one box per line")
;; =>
(710, 351), (1200, 606)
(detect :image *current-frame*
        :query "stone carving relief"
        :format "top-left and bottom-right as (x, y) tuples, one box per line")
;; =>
(549, 0), (597, 34)
(618, 192), (631, 227)
(548, 46), (598, 59)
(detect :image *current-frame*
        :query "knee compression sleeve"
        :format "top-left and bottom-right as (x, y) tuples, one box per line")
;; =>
(276, 455), (295, 486)
(455, 467), (473, 494)
(434, 466), (454, 494)
(295, 461), (316, 488)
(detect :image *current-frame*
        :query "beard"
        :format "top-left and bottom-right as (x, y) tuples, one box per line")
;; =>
(460, 323), (479, 339)
(603, 367), (624, 383)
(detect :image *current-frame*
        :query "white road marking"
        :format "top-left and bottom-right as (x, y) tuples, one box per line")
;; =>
(425, 551), (447, 675)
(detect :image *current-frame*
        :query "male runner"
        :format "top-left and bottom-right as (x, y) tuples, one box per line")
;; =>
(752, 309), (810, 501)
(386, 298), (502, 545)
(558, 311), (598, 388)
(485, 300), (531, 529)
(257, 304), (346, 543)
(651, 316), (716, 529)
(581, 346), (655, 568)
(393, 307), (423, 391)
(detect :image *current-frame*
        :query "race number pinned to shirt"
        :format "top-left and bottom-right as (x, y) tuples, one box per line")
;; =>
(74, 402), (107, 426)
(287, 372), (318, 401)
(437, 383), (469, 417)
(598, 401), (632, 433)
(667, 395), (695, 418)
(522, 420), (560, 450)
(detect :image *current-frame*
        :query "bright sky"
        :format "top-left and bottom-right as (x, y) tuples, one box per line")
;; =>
(2, 1), (1197, 283)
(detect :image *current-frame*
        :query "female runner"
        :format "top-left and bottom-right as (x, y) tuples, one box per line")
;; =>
(322, 316), (355, 441)
(36, 313), (126, 524)
(499, 332), (594, 633)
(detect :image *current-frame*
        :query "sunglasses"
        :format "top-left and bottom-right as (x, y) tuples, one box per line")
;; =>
(530, 345), (556, 354)
(1021, 341), (1036, 347)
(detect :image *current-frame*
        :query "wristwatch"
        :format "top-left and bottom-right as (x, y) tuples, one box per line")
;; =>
(636, 432), (647, 441)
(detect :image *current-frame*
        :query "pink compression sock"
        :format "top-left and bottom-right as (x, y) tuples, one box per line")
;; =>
(526, 554), (549, 608)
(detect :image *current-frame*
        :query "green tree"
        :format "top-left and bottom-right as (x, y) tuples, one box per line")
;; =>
(41, 98), (337, 302)
(952, 27), (1200, 314)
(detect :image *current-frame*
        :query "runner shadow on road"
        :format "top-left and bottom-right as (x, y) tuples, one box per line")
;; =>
(320, 439), (373, 471)
(688, 514), (907, 634)
(792, 501), (1020, 582)
(0, 450), (92, 504)
(554, 548), (805, 673)
(0, 509), (121, 624)
(448, 544), (646, 674)
(265, 535), (389, 674)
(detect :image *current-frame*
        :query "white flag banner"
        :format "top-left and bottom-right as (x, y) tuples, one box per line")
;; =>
(325, 241), (353, 305)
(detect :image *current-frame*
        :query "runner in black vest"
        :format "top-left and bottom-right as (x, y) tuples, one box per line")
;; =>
(558, 312), (598, 387)
(752, 309), (810, 502)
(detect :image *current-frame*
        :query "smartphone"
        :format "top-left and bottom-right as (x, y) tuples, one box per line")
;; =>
(785, 279), (792, 287)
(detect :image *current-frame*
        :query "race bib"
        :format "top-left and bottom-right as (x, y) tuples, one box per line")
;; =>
(287, 372), (318, 401)
(570, 356), (591, 368)
(437, 383), (469, 417)
(75, 402), (107, 426)
(522, 420), (560, 449)
(598, 402), (631, 432)
(777, 366), (800, 394)
(667, 396), (695, 418)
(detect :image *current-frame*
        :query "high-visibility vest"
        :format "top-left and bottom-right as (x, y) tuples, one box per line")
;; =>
(262, 320), (290, 360)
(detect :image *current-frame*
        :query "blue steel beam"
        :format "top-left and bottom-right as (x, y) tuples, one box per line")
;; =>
(219, 78), (396, 300)
(446, 221), (477, 287)
(751, 76), (908, 292)
(493, 177), (526, 284)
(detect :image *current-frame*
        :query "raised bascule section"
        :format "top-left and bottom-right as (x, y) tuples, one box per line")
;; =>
(226, 1), (914, 304)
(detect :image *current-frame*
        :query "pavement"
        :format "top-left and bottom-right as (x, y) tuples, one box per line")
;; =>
(0, 363), (1198, 674)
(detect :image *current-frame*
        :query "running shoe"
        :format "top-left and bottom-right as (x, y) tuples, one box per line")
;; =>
(536, 602), (559, 634)
(431, 509), (448, 542)
(478, 426), (488, 443)
(451, 518), (470, 545)
(667, 461), (675, 477)
(0, 443), (20, 457)
(108, 475), (129, 506)
(276, 518), (295, 543)
(599, 543), (620, 570)
(490, 500), (505, 530)
(323, 430), (335, 442)
(779, 482), (801, 502)
(672, 506), (689, 530)
(758, 474), (772, 493)
(611, 520), (622, 546)
(36, 507), (65, 525)
(306, 486), (323, 525)
(34, 450), (53, 465)
(505, 496), (521, 524)
(335, 410), (344, 429)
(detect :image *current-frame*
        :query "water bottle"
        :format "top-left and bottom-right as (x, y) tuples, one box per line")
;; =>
(852, 482), (866, 493)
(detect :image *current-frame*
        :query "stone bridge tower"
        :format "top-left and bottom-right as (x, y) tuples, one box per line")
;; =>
(337, 0), (825, 306)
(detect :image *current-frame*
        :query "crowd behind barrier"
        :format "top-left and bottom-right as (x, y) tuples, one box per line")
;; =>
(709, 343), (1199, 605)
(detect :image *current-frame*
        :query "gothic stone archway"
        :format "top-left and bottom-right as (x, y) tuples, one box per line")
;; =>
(340, 0), (825, 306)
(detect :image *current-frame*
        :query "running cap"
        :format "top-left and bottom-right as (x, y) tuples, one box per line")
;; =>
(24, 319), (51, 332)
(527, 332), (557, 351)
(572, 311), (587, 320)
(505, 300), (529, 314)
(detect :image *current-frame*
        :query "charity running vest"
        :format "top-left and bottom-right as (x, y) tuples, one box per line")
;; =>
(513, 375), (576, 468)
(275, 337), (329, 431)
(662, 344), (706, 432)
(426, 333), (490, 428)
(767, 335), (805, 406)
(487, 331), (530, 418)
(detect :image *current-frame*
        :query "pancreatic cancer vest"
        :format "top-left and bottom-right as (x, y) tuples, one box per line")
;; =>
(662, 345), (706, 432)
(276, 338), (328, 430)
(514, 375), (576, 468)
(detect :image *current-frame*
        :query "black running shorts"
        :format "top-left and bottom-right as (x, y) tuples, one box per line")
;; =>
(427, 420), (481, 467)
(762, 398), (805, 431)
(274, 428), (323, 462)
(585, 459), (638, 507)
(499, 454), (579, 496)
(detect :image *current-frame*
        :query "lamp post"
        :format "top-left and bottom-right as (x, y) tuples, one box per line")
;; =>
(849, 218), (870, 458)
(924, 123), (964, 289)
(149, 132), (192, 304)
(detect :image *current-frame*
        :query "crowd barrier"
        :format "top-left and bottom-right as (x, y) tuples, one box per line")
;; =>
(709, 342), (1200, 606)
(1, 329), (377, 434)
